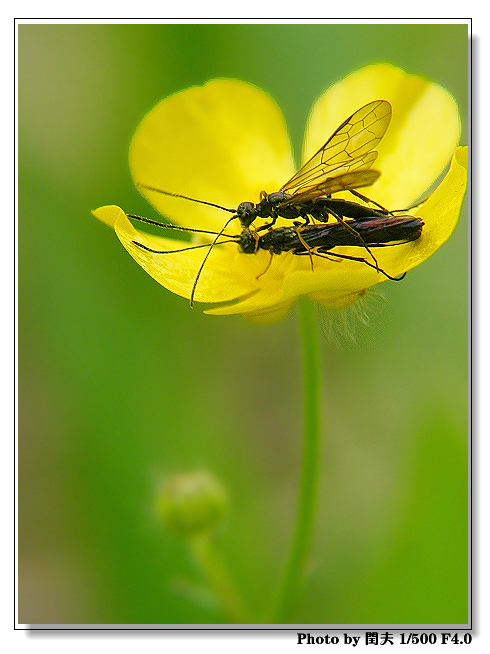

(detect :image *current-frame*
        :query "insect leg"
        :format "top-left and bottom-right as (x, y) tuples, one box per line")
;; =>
(252, 228), (262, 254)
(302, 249), (406, 281)
(320, 207), (381, 271)
(346, 190), (391, 214)
(256, 218), (278, 232)
(295, 222), (315, 270)
(256, 248), (275, 279)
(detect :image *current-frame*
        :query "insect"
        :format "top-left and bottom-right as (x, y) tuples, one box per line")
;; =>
(127, 212), (424, 295)
(138, 99), (392, 229)
(136, 99), (393, 304)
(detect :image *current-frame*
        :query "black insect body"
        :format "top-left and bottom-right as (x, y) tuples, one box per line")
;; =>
(238, 215), (423, 255)
(129, 213), (424, 283)
(238, 215), (423, 280)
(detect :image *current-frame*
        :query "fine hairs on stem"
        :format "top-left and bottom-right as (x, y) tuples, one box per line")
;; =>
(318, 288), (387, 347)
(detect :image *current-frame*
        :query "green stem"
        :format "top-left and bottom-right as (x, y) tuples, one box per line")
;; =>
(268, 296), (322, 623)
(189, 533), (251, 624)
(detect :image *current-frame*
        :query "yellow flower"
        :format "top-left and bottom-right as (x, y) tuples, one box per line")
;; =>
(94, 64), (467, 321)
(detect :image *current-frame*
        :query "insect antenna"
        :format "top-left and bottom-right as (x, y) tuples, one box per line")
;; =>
(325, 207), (381, 271)
(126, 213), (234, 238)
(309, 250), (406, 281)
(136, 183), (237, 214)
(132, 239), (238, 254)
(190, 215), (238, 308)
(126, 212), (240, 304)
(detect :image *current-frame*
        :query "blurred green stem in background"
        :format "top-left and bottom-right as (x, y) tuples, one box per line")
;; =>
(267, 296), (323, 623)
(189, 297), (323, 624)
(188, 532), (251, 624)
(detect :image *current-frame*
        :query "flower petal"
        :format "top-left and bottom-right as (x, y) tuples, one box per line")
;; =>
(129, 79), (296, 231)
(404, 145), (468, 263)
(205, 257), (385, 316)
(93, 205), (261, 303)
(94, 206), (387, 311)
(303, 63), (462, 208)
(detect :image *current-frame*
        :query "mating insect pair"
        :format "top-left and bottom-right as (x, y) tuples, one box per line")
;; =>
(128, 211), (424, 296)
(131, 99), (423, 305)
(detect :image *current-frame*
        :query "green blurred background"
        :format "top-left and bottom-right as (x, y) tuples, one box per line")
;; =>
(18, 22), (468, 626)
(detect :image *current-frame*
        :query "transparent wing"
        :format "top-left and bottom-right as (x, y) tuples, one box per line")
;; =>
(279, 169), (382, 204)
(281, 100), (392, 198)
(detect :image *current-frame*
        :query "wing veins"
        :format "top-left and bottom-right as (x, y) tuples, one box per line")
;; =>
(281, 99), (391, 196)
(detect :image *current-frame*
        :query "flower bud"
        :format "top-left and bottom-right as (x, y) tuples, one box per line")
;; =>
(156, 471), (228, 537)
